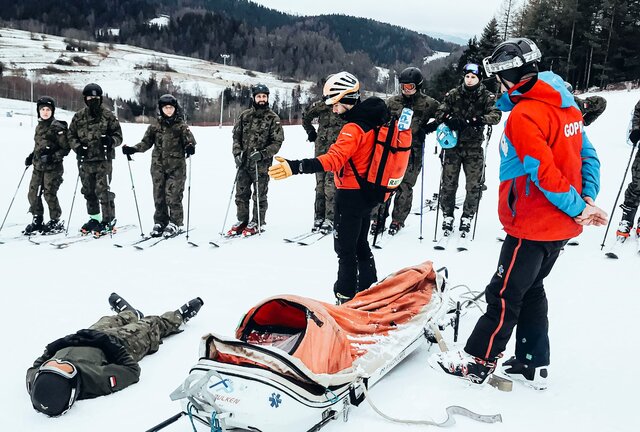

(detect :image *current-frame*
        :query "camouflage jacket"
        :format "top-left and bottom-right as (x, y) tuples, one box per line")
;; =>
(301, 100), (346, 145)
(69, 105), (123, 162)
(133, 116), (196, 169)
(26, 329), (140, 400)
(574, 95), (607, 126)
(435, 83), (502, 148)
(387, 91), (440, 148)
(232, 107), (284, 166)
(31, 118), (70, 171)
(632, 99), (640, 131)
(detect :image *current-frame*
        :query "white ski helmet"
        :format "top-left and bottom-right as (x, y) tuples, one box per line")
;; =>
(323, 72), (360, 106)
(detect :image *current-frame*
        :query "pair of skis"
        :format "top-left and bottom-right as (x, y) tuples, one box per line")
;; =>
(50, 224), (137, 249)
(605, 234), (640, 259)
(434, 231), (471, 252)
(283, 230), (331, 246)
(114, 228), (197, 249)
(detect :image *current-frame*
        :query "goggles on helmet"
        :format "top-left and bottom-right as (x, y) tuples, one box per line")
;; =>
(464, 63), (480, 75)
(39, 360), (78, 379)
(482, 45), (542, 77)
(401, 83), (417, 92)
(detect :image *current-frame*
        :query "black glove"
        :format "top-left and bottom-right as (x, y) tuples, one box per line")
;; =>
(248, 150), (263, 163)
(101, 135), (114, 151)
(307, 130), (318, 142)
(234, 154), (243, 168)
(630, 129), (640, 145)
(76, 145), (88, 157)
(423, 120), (439, 135)
(25, 152), (33, 167)
(184, 144), (195, 156)
(122, 145), (137, 155)
(468, 117), (485, 127)
(444, 115), (466, 131)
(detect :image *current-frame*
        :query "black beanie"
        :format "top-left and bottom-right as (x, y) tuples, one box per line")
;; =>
(30, 372), (75, 416)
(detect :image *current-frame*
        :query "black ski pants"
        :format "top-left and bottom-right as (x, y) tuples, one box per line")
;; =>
(333, 189), (377, 299)
(464, 235), (567, 367)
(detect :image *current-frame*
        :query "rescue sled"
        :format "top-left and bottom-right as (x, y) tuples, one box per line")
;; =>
(170, 261), (450, 431)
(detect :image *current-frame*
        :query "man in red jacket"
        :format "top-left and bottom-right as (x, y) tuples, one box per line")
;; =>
(269, 72), (389, 304)
(429, 39), (607, 390)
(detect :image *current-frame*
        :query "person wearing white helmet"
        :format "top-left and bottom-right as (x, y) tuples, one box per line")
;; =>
(269, 72), (390, 304)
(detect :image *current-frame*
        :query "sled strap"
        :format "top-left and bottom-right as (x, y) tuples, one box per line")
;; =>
(362, 385), (502, 427)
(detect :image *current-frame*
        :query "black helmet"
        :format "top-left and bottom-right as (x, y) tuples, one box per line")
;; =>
(82, 83), (103, 97)
(398, 67), (424, 88)
(158, 94), (178, 109)
(252, 83), (270, 97)
(483, 38), (541, 84)
(36, 96), (56, 117)
(30, 362), (80, 417)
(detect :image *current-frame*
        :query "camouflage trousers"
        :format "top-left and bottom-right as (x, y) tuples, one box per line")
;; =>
(371, 147), (423, 225)
(440, 147), (484, 218)
(151, 162), (186, 226)
(28, 166), (64, 220)
(236, 162), (270, 224)
(89, 310), (182, 363)
(314, 140), (336, 221)
(623, 150), (640, 210)
(79, 160), (116, 223)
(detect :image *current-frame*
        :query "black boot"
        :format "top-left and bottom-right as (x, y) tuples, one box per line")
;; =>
(108, 292), (144, 319)
(23, 215), (44, 235)
(177, 297), (204, 323)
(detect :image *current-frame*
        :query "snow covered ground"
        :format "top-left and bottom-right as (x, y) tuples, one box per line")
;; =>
(0, 88), (638, 432)
(0, 27), (312, 102)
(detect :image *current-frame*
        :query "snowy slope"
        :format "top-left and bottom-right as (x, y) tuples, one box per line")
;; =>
(0, 88), (639, 432)
(0, 27), (312, 102)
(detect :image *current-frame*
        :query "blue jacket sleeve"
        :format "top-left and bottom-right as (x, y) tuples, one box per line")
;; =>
(580, 131), (600, 200)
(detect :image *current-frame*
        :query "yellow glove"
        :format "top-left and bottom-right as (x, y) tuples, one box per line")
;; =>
(268, 156), (293, 180)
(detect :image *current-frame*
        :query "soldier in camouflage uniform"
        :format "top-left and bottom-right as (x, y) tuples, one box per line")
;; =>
(564, 82), (607, 126)
(301, 97), (346, 233)
(68, 83), (123, 235)
(227, 84), (285, 237)
(370, 67), (440, 236)
(26, 293), (203, 417)
(23, 96), (70, 235)
(122, 94), (196, 238)
(435, 63), (502, 234)
(617, 99), (640, 237)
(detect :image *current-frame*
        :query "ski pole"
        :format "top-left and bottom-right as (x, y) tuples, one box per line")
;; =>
(126, 154), (144, 237)
(0, 166), (30, 235)
(186, 156), (193, 242)
(600, 141), (637, 250)
(419, 142), (425, 241)
(433, 149), (445, 242)
(65, 172), (80, 236)
(372, 200), (389, 246)
(254, 160), (262, 235)
(145, 412), (185, 432)
(219, 168), (241, 236)
(472, 126), (492, 241)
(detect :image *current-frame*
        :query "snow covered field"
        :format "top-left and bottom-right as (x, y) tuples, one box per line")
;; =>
(0, 88), (638, 432)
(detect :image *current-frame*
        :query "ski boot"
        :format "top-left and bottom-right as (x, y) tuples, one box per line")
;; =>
(459, 217), (472, 238)
(388, 221), (403, 236)
(335, 293), (352, 306)
(319, 220), (334, 235)
(81, 217), (101, 235)
(150, 223), (164, 238)
(23, 215), (44, 235)
(177, 297), (204, 323)
(93, 219), (116, 237)
(108, 292), (144, 319)
(500, 356), (548, 390)
(242, 221), (263, 237)
(163, 222), (179, 238)
(43, 219), (64, 234)
(616, 204), (637, 238)
(441, 216), (454, 237)
(312, 218), (324, 232)
(226, 221), (247, 237)
(428, 350), (498, 385)
(637, 216), (640, 238)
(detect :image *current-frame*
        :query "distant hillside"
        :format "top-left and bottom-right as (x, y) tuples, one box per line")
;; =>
(0, 0), (457, 91)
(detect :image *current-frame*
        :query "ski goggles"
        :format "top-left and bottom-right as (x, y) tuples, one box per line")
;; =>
(482, 45), (542, 77)
(463, 63), (481, 76)
(39, 359), (78, 379)
(401, 83), (417, 92)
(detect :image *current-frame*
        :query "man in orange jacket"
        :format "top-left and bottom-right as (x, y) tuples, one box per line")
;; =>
(429, 39), (607, 390)
(269, 72), (390, 304)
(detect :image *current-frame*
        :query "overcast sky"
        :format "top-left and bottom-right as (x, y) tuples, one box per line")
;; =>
(250, 0), (505, 41)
